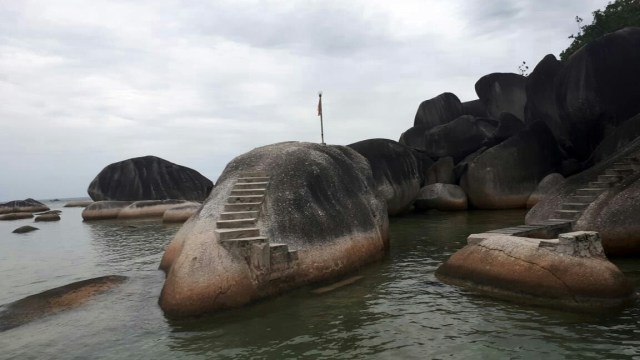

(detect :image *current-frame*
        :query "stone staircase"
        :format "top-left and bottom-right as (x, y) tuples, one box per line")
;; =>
(488, 154), (640, 239)
(216, 173), (298, 281)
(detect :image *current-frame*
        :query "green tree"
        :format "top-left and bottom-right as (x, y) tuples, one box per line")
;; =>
(560, 0), (640, 61)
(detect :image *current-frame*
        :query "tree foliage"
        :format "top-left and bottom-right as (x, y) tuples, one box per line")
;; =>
(560, 0), (640, 62)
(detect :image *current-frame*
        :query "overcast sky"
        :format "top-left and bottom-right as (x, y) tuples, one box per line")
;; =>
(0, 0), (610, 201)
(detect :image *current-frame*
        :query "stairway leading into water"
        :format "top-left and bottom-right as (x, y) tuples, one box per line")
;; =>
(215, 173), (298, 280)
(489, 154), (640, 238)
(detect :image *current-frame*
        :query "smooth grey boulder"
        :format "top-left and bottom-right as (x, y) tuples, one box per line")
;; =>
(349, 139), (424, 215)
(526, 173), (565, 208)
(12, 225), (39, 234)
(415, 183), (468, 211)
(82, 201), (133, 220)
(87, 155), (213, 202)
(556, 27), (640, 160)
(34, 213), (61, 222)
(461, 121), (562, 209)
(453, 146), (487, 183)
(493, 112), (525, 142)
(0, 198), (49, 215)
(461, 99), (488, 118)
(159, 142), (388, 317)
(426, 157), (455, 185)
(413, 92), (464, 130)
(399, 126), (428, 150)
(524, 54), (567, 147)
(424, 115), (497, 162)
(0, 275), (127, 332)
(475, 73), (527, 121)
(0, 213), (34, 221)
(64, 201), (93, 208)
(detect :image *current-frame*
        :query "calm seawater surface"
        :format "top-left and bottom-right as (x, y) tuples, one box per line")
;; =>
(1, 201), (639, 359)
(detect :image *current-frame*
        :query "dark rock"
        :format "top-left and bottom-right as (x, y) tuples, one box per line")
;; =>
(524, 54), (567, 147)
(159, 142), (388, 317)
(87, 155), (213, 201)
(415, 183), (467, 211)
(34, 214), (61, 222)
(12, 225), (39, 234)
(493, 112), (525, 142)
(413, 92), (464, 130)
(426, 157), (455, 185)
(461, 122), (562, 209)
(0, 198), (49, 215)
(0, 275), (127, 332)
(34, 210), (62, 215)
(424, 115), (497, 162)
(475, 73), (527, 121)
(0, 213), (34, 221)
(436, 231), (636, 312)
(82, 201), (133, 220)
(556, 27), (640, 160)
(349, 139), (424, 215)
(453, 146), (487, 183)
(461, 99), (488, 117)
(587, 112), (640, 166)
(526, 173), (565, 208)
(64, 200), (93, 208)
(118, 200), (199, 219)
(398, 126), (428, 150)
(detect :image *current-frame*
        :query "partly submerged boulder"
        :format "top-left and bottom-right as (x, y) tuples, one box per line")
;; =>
(34, 213), (61, 222)
(159, 142), (388, 317)
(415, 183), (468, 211)
(413, 92), (464, 130)
(162, 203), (202, 223)
(64, 200), (93, 208)
(461, 122), (562, 209)
(349, 139), (423, 215)
(424, 115), (497, 162)
(87, 155), (213, 202)
(82, 201), (133, 220)
(0, 213), (34, 221)
(436, 231), (635, 312)
(475, 73), (527, 121)
(12, 225), (39, 234)
(0, 198), (49, 215)
(117, 200), (198, 220)
(556, 27), (640, 160)
(0, 275), (127, 332)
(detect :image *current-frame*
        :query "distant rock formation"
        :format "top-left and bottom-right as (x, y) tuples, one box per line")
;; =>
(0, 198), (49, 215)
(87, 155), (213, 202)
(159, 142), (388, 317)
(0, 275), (127, 332)
(436, 231), (635, 311)
(348, 139), (425, 215)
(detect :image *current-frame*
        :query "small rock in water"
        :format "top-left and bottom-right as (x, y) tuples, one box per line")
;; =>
(34, 213), (61, 222)
(12, 225), (39, 234)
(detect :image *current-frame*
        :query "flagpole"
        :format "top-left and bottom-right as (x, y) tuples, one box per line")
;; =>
(318, 92), (325, 145)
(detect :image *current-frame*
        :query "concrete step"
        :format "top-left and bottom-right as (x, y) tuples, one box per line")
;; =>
(598, 174), (622, 183)
(216, 227), (260, 241)
(224, 202), (263, 212)
(570, 195), (598, 203)
(561, 202), (590, 211)
(227, 195), (264, 204)
(219, 211), (258, 220)
(237, 177), (270, 183)
(575, 188), (605, 197)
(605, 168), (634, 176)
(220, 236), (267, 246)
(235, 182), (269, 190)
(239, 172), (268, 178)
(231, 189), (266, 196)
(589, 181), (614, 188)
(216, 218), (257, 229)
(612, 162), (632, 168)
(553, 210), (582, 220)
(269, 243), (291, 267)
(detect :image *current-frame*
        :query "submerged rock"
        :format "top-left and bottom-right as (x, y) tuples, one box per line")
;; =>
(117, 200), (197, 220)
(82, 201), (133, 220)
(162, 203), (202, 223)
(12, 225), (39, 234)
(436, 231), (635, 312)
(0, 275), (127, 332)
(348, 139), (423, 215)
(159, 142), (388, 317)
(87, 155), (213, 201)
(0, 213), (34, 221)
(0, 198), (49, 215)
(34, 213), (61, 222)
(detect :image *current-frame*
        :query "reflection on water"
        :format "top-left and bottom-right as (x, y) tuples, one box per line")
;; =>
(1, 207), (639, 359)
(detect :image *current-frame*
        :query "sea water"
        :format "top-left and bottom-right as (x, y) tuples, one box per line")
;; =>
(0, 201), (639, 359)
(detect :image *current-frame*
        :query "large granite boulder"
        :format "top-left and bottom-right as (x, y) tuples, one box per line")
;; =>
(524, 54), (567, 147)
(426, 157), (455, 185)
(475, 73), (527, 121)
(349, 139), (424, 215)
(436, 231), (635, 311)
(159, 142), (388, 317)
(555, 27), (640, 160)
(526, 173), (565, 208)
(87, 156), (213, 201)
(82, 201), (133, 220)
(0, 198), (49, 215)
(413, 92), (464, 130)
(461, 99), (488, 118)
(493, 112), (525, 142)
(398, 126), (428, 150)
(461, 121), (562, 209)
(117, 200), (198, 219)
(587, 112), (640, 166)
(414, 183), (468, 211)
(424, 115), (497, 162)
(526, 139), (640, 256)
